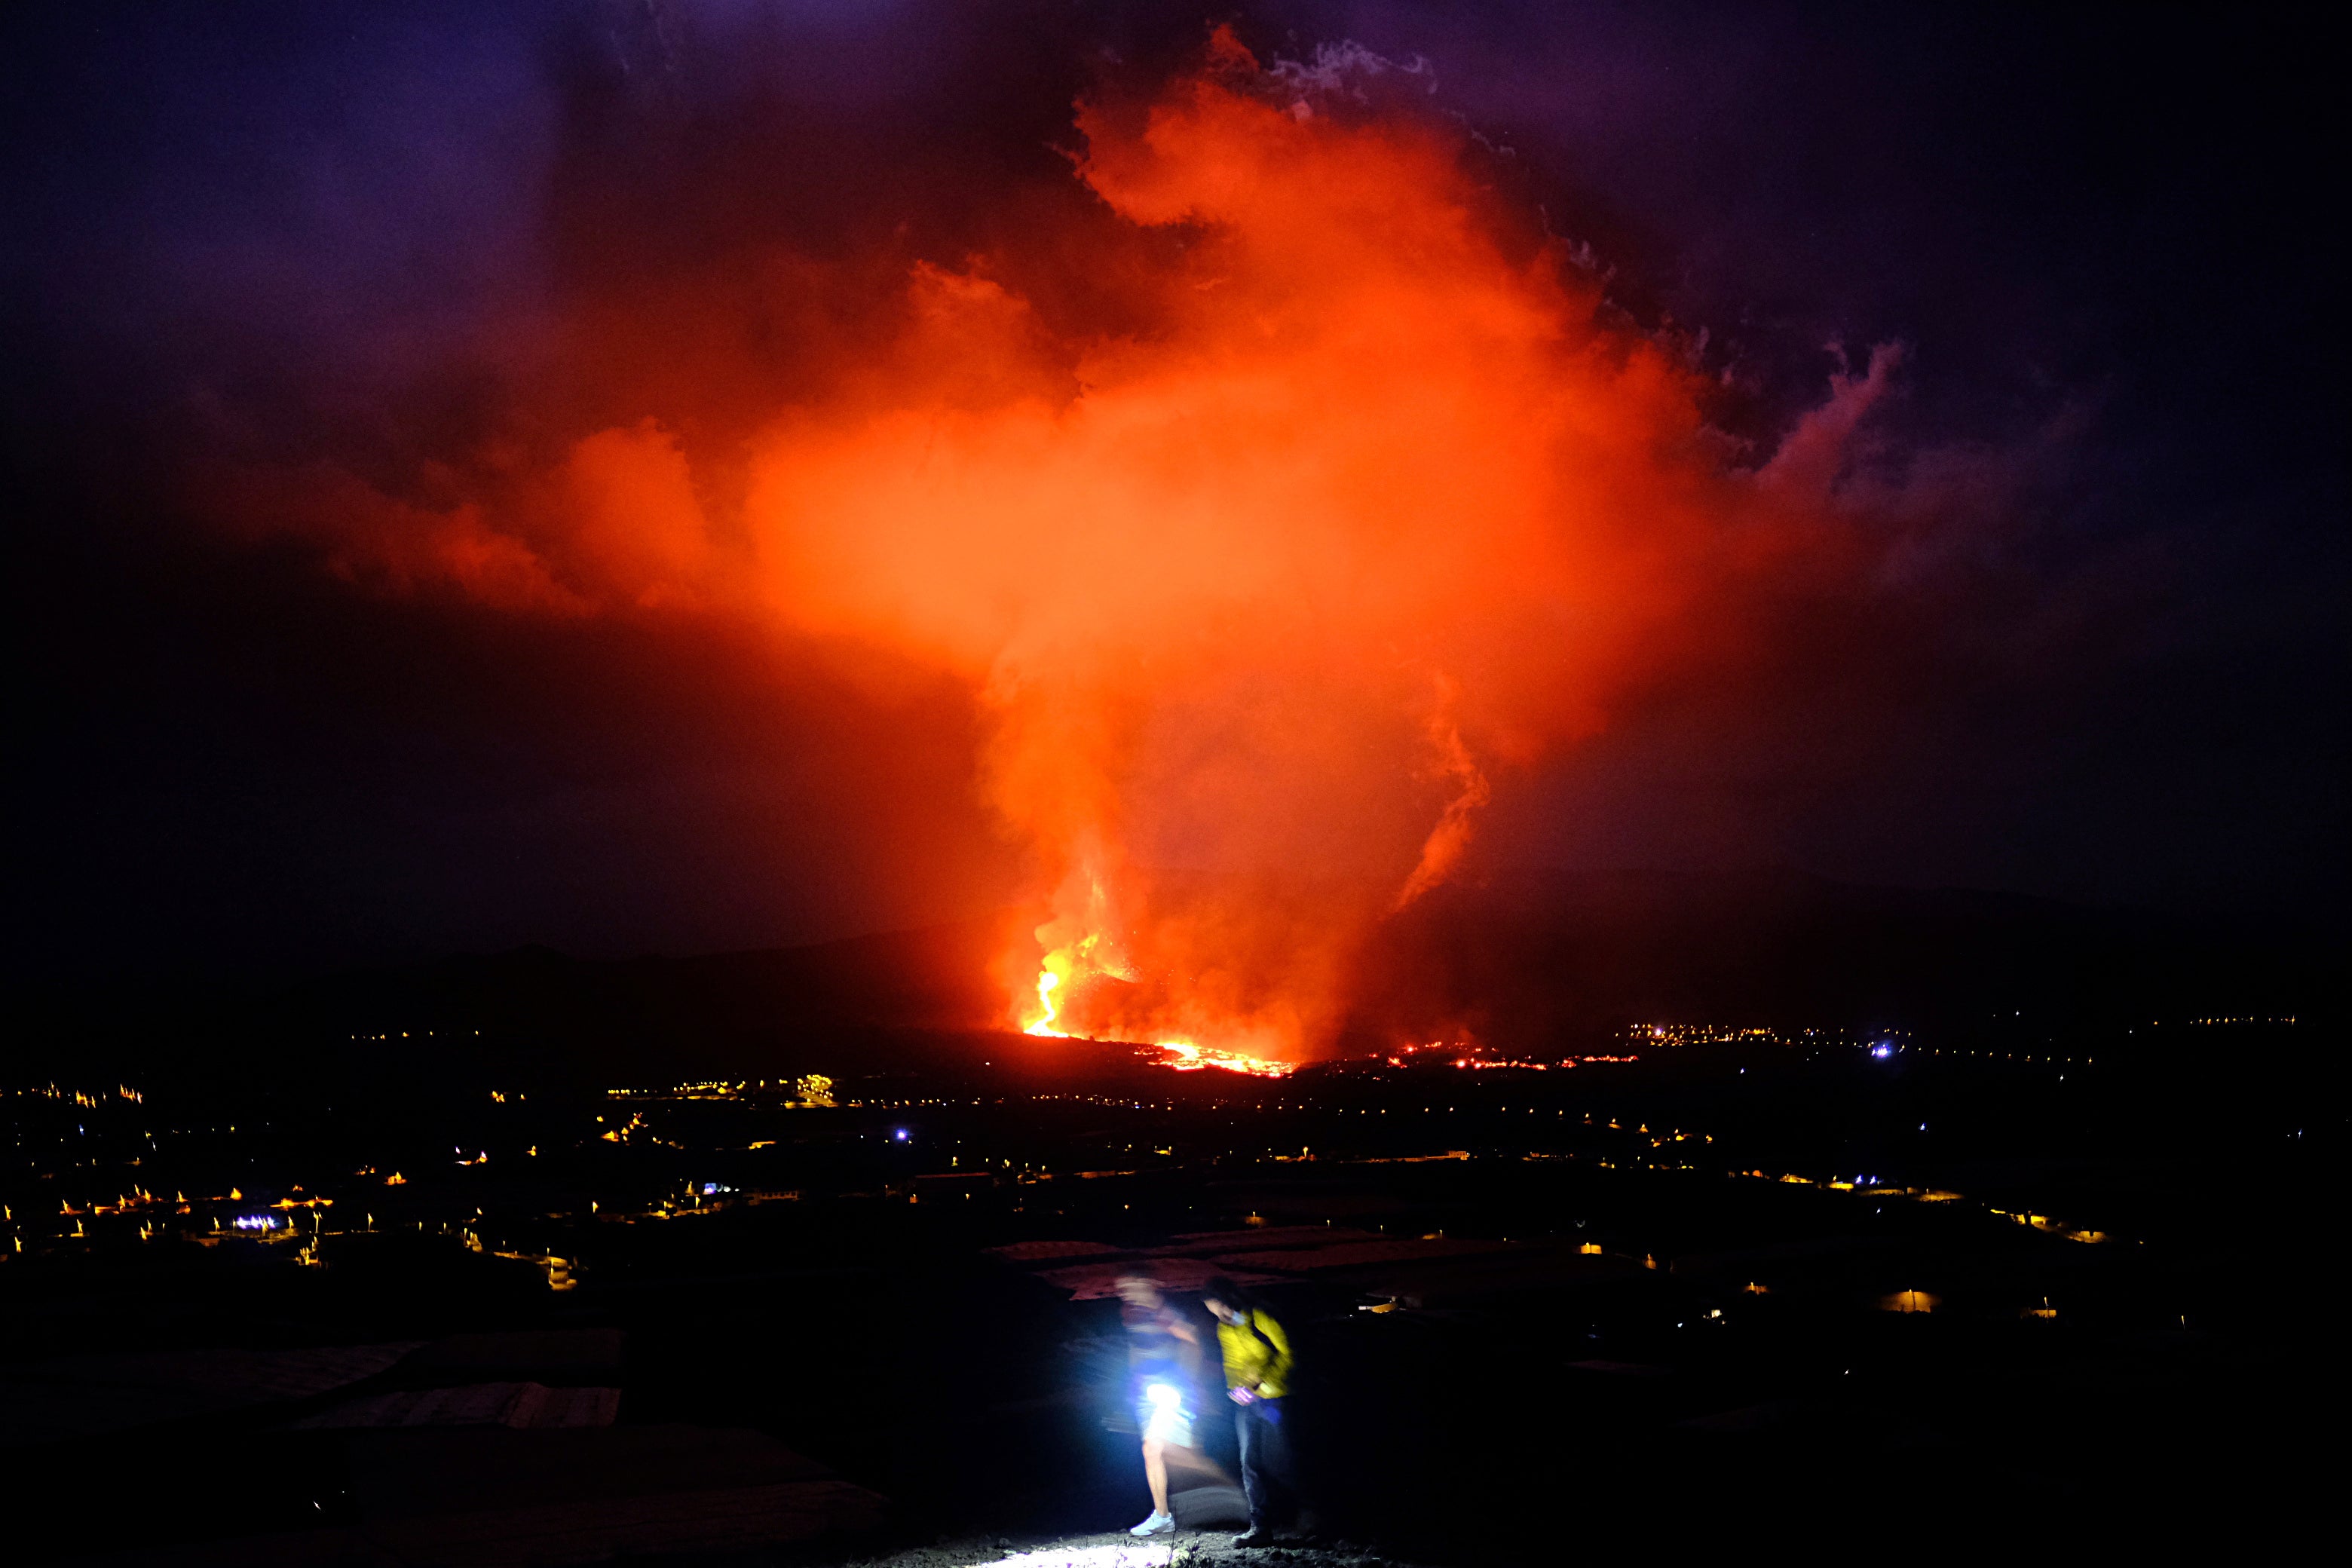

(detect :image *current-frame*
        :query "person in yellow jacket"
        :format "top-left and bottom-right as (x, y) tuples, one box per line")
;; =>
(1202, 1276), (1303, 1547)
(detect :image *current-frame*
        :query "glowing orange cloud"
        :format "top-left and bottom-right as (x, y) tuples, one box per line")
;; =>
(224, 31), (1900, 1065)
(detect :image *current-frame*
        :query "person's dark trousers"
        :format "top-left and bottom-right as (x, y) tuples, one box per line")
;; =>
(1236, 1397), (1300, 1530)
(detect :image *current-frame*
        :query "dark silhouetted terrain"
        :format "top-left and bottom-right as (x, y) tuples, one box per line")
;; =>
(21, 873), (2332, 1094)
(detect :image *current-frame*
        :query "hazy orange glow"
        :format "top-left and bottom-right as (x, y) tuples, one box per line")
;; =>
(225, 31), (1896, 1068)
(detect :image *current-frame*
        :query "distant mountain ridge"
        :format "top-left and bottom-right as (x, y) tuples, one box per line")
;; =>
(20, 871), (2332, 1088)
(1356, 866), (2327, 1051)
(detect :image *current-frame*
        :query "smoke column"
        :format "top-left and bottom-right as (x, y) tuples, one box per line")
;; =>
(222, 31), (1902, 1063)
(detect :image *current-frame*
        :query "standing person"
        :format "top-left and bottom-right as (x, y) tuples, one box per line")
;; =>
(1118, 1270), (1202, 1537)
(1202, 1276), (1303, 1548)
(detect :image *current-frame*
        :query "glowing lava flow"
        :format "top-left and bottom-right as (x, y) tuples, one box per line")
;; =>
(1147, 1038), (1296, 1078)
(1023, 960), (1294, 1077)
(1028, 970), (1066, 1037)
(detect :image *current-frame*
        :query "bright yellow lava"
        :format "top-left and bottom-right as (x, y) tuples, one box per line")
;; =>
(1021, 968), (1295, 1077)
(1146, 1039), (1296, 1077)
(1029, 969), (1064, 1035)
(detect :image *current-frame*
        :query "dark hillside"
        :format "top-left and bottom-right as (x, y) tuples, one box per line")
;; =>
(19, 874), (2332, 1091)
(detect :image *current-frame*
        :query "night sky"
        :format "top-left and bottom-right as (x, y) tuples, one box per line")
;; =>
(5, 2), (2340, 988)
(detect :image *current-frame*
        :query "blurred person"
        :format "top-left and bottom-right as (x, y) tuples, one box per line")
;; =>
(1202, 1276), (1305, 1548)
(1118, 1269), (1203, 1536)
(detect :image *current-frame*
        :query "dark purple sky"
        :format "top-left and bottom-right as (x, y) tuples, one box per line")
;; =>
(5, 2), (2341, 981)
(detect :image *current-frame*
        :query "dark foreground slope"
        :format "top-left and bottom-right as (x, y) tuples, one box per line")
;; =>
(4, 1031), (2332, 1564)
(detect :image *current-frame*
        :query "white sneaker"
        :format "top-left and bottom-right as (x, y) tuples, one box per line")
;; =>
(1130, 1511), (1175, 1536)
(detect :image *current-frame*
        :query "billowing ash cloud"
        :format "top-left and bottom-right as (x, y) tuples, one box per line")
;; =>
(190, 26), (1980, 1058)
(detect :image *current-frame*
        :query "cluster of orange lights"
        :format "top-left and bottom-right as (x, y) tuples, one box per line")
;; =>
(1377, 1043), (1638, 1071)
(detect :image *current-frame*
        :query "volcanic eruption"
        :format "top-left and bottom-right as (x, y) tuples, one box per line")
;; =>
(220, 29), (1908, 1069)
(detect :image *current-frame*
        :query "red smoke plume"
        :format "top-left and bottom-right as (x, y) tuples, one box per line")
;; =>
(219, 32), (1901, 1064)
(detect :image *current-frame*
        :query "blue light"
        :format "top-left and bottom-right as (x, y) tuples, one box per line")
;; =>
(1870, 1043), (1893, 1059)
(893, 1128), (910, 1141)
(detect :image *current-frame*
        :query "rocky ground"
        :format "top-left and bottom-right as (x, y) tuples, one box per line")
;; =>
(836, 1528), (1429, 1568)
